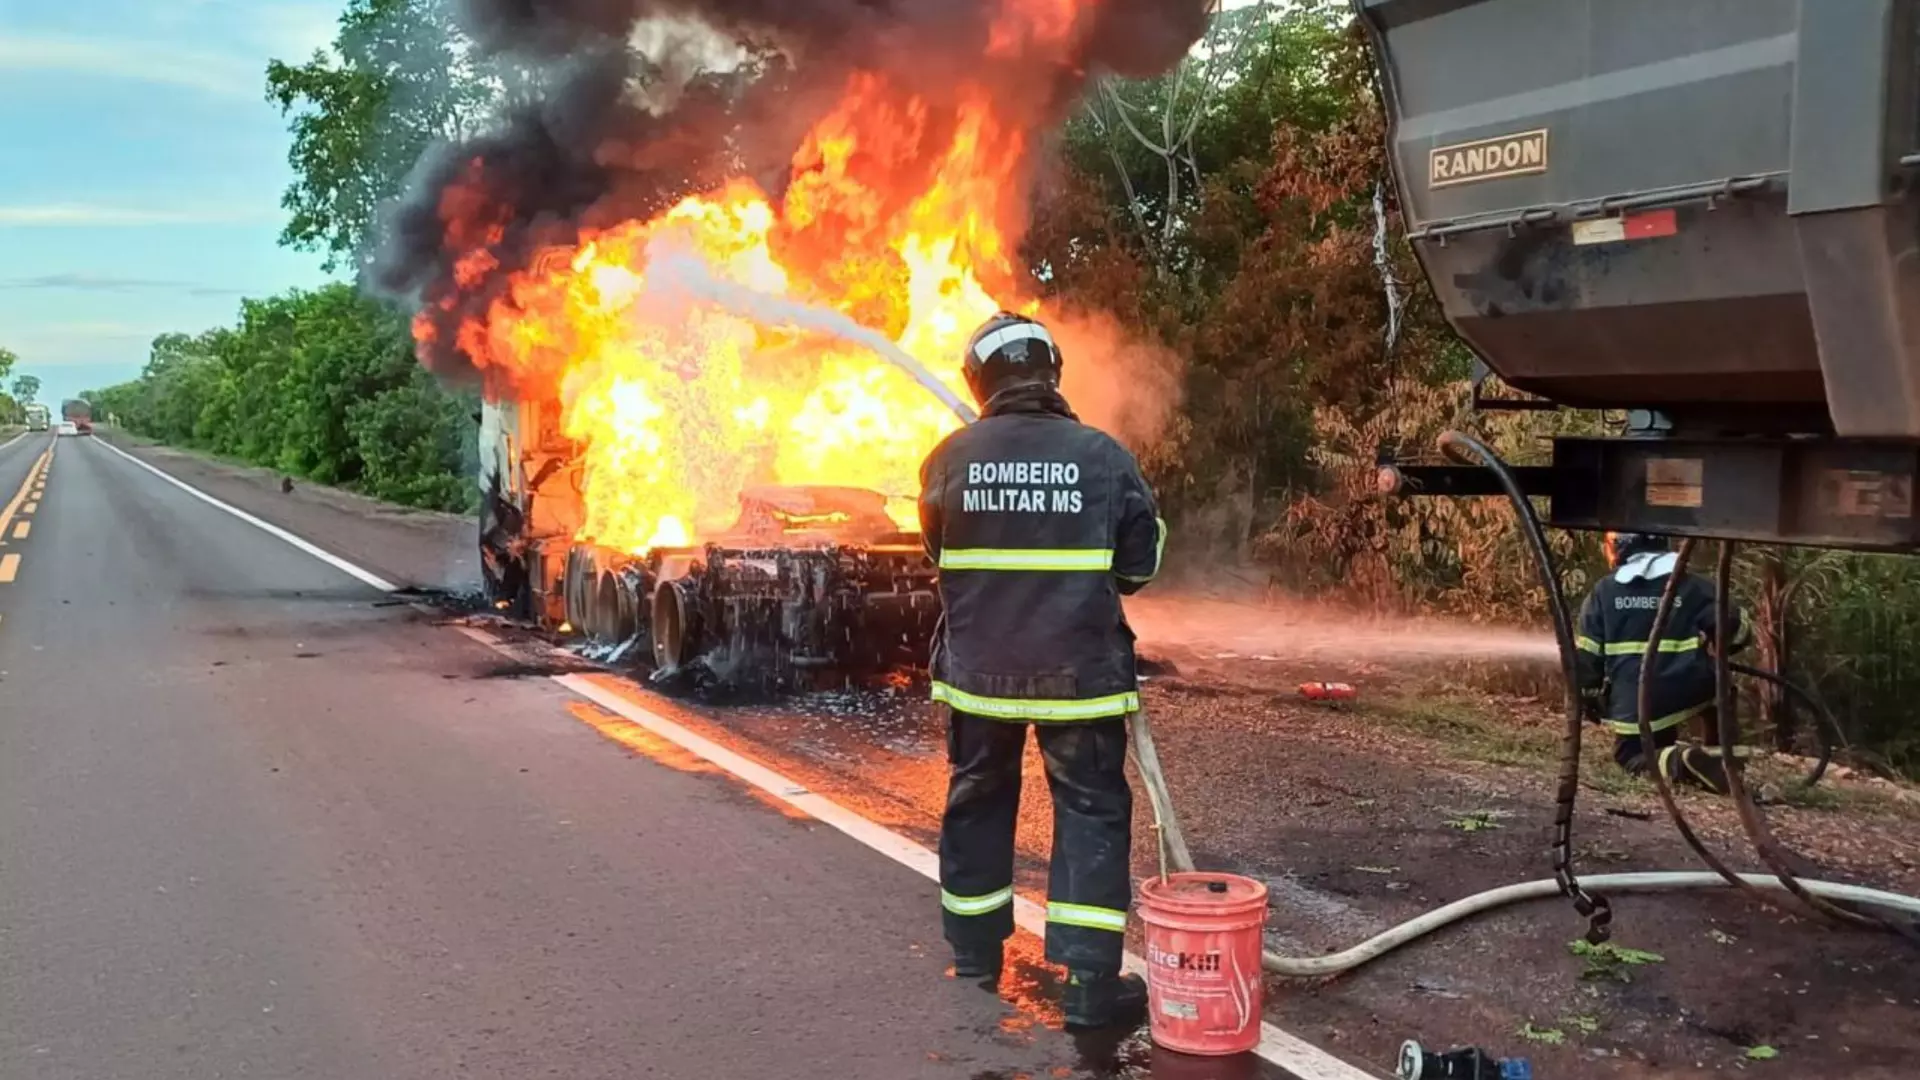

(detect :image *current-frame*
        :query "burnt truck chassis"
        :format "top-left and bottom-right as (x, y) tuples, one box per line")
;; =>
(558, 535), (940, 689)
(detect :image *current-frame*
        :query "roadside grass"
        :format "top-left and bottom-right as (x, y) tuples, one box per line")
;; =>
(94, 423), (155, 447)
(92, 428), (476, 521)
(1764, 772), (1920, 818)
(1359, 693), (1561, 769)
(1359, 693), (1920, 819)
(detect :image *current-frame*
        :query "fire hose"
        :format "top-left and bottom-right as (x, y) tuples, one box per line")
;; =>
(1118, 429), (1920, 980)
(1728, 660), (1835, 791)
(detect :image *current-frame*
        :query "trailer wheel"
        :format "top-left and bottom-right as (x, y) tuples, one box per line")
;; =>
(614, 567), (649, 655)
(652, 579), (701, 671)
(588, 572), (633, 645)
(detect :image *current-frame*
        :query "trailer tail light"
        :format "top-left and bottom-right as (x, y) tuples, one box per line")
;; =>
(1571, 208), (1679, 247)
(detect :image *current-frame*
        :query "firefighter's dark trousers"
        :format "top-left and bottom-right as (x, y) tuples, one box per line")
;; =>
(939, 710), (1133, 976)
(1613, 708), (1737, 794)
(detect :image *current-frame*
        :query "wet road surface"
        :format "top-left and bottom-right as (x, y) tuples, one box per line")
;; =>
(0, 435), (1314, 1079)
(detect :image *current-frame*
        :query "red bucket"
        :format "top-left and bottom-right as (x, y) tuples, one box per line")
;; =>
(1136, 872), (1268, 1056)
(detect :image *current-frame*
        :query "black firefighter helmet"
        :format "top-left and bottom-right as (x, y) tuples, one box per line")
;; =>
(1604, 531), (1669, 567)
(962, 311), (1062, 407)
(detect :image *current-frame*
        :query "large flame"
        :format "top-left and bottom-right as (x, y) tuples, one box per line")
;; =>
(438, 7), (1089, 554)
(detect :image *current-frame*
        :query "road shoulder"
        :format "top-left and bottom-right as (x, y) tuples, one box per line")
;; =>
(96, 430), (476, 592)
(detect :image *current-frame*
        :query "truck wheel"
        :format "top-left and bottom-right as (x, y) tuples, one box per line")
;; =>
(651, 579), (701, 672)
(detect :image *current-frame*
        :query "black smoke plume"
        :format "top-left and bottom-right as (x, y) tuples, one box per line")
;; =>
(373, 0), (1213, 386)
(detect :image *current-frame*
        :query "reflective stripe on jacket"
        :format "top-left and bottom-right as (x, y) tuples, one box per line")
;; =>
(917, 386), (1164, 721)
(1575, 552), (1751, 730)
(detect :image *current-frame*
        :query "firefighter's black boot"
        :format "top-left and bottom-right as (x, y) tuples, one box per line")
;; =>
(1658, 743), (1738, 796)
(952, 943), (1003, 983)
(1062, 971), (1148, 1030)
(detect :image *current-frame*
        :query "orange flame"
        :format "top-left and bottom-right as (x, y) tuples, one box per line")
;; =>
(450, 56), (1071, 553)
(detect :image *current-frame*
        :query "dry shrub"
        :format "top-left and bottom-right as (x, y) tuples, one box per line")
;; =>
(1262, 378), (1602, 621)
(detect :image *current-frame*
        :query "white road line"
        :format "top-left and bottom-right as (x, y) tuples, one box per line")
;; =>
(0, 431), (28, 454)
(88, 460), (1374, 1078)
(541, 665), (1375, 1080)
(90, 438), (400, 593)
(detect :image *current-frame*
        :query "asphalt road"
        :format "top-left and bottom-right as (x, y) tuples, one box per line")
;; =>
(0, 434), (1190, 1080)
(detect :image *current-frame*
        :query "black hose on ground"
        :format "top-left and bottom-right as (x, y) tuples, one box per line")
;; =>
(1712, 545), (1920, 939)
(1727, 661), (1835, 790)
(1437, 430), (1611, 943)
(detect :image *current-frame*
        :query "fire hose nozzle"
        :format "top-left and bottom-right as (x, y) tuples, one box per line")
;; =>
(1397, 1040), (1532, 1080)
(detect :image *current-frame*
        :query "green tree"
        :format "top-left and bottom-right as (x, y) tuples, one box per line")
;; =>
(84, 381), (142, 428)
(0, 346), (16, 386)
(346, 368), (476, 509)
(1029, 7), (1446, 546)
(10, 374), (41, 405)
(267, 0), (496, 269)
(90, 286), (475, 513)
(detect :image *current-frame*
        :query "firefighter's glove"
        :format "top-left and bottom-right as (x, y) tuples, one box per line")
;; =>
(1579, 688), (1605, 725)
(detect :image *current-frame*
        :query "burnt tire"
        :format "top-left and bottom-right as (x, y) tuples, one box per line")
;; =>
(587, 572), (641, 646)
(651, 578), (701, 672)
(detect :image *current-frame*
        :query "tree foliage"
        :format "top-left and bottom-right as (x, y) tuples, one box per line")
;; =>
(88, 285), (476, 512)
(10, 374), (41, 405)
(267, 0), (495, 269)
(0, 350), (25, 424)
(1030, 8), (1478, 566)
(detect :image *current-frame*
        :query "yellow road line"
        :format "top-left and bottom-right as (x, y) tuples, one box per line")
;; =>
(0, 448), (51, 574)
(21, 502), (35, 514)
(12, 521), (27, 539)
(0, 455), (47, 524)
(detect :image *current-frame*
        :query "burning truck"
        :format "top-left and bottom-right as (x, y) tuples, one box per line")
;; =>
(403, 0), (1213, 684)
(478, 389), (943, 682)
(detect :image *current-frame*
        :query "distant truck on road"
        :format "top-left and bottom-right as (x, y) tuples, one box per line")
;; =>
(61, 398), (92, 435)
(25, 404), (50, 432)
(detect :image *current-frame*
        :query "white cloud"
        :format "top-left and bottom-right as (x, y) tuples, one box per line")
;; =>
(0, 203), (275, 227)
(5, 322), (161, 365)
(0, 273), (244, 296)
(0, 33), (261, 97)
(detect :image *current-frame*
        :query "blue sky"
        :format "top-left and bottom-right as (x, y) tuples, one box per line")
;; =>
(1, 0), (340, 403)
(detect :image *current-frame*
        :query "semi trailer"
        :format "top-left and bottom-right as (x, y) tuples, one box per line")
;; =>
(1360, 0), (1920, 552)
(61, 398), (91, 435)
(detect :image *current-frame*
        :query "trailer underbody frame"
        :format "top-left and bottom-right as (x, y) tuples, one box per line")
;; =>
(1383, 435), (1920, 552)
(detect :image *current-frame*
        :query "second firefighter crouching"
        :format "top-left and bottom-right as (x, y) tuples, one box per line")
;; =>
(918, 312), (1166, 1030)
(1575, 533), (1754, 795)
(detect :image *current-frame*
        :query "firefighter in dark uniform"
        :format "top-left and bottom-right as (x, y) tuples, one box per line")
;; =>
(1575, 532), (1753, 793)
(917, 312), (1165, 1029)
